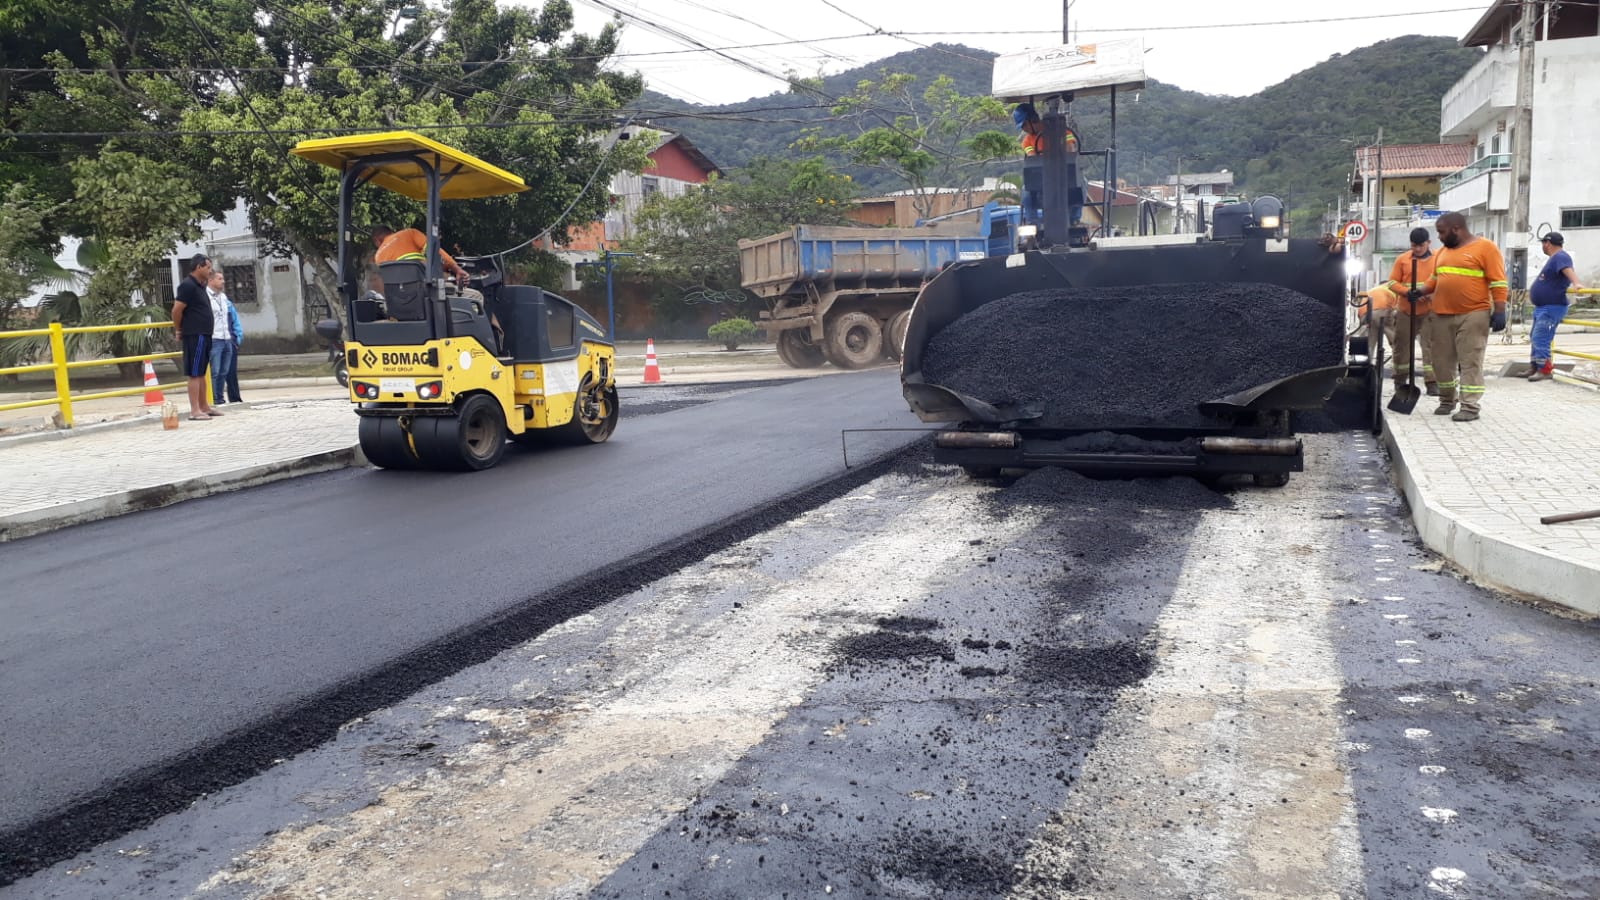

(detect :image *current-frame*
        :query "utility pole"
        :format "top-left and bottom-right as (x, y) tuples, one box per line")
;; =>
(1063, 0), (1069, 42)
(1371, 127), (1382, 289)
(1508, 0), (1538, 291)
(1173, 155), (1185, 234)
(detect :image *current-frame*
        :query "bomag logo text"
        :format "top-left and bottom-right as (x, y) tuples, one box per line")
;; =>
(382, 351), (430, 366)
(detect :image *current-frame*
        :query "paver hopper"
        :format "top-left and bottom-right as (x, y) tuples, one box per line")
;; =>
(900, 237), (1376, 485)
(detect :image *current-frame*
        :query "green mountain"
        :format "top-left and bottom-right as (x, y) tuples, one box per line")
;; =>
(633, 35), (1482, 228)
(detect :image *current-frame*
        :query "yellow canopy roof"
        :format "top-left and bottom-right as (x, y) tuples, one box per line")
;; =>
(291, 131), (527, 201)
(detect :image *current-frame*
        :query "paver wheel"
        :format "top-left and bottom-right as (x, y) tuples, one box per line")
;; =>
(824, 311), (884, 370)
(413, 394), (507, 470)
(1252, 471), (1291, 488)
(884, 309), (911, 361)
(776, 329), (827, 369)
(359, 415), (420, 470)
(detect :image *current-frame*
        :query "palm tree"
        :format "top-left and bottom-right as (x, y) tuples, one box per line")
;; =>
(0, 239), (176, 379)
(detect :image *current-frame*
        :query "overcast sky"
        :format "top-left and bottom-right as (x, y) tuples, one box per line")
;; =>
(554, 0), (1491, 105)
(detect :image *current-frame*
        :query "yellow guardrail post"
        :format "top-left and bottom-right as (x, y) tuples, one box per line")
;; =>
(48, 321), (74, 428)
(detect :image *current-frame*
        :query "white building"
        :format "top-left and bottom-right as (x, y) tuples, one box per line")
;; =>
(1350, 143), (1472, 285)
(29, 200), (321, 351)
(1439, 0), (1600, 286)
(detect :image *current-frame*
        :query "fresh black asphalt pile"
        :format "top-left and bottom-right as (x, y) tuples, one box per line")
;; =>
(920, 282), (1344, 428)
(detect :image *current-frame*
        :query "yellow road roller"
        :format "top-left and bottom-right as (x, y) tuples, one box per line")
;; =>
(291, 132), (618, 470)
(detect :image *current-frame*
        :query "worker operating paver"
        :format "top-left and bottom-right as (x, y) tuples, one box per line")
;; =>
(1416, 211), (1508, 422)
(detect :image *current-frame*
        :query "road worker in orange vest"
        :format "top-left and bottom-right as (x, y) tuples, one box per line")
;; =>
(1413, 212), (1508, 422)
(1383, 227), (1439, 396)
(1014, 103), (1079, 157)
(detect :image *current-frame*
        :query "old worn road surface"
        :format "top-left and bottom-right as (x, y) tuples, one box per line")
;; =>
(0, 373), (923, 877)
(6, 428), (1597, 898)
(5, 394), (1598, 897)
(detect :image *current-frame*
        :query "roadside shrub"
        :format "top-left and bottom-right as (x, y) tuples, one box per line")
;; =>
(708, 317), (760, 350)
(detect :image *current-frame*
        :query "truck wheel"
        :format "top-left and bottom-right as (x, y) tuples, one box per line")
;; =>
(776, 329), (826, 369)
(824, 311), (884, 370)
(359, 416), (420, 470)
(414, 394), (507, 470)
(1252, 472), (1291, 488)
(885, 310), (911, 361)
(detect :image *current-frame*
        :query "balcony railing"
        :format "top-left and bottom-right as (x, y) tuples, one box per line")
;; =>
(1441, 154), (1512, 192)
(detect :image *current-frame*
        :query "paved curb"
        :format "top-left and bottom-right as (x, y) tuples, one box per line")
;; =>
(1382, 416), (1599, 617)
(0, 446), (362, 543)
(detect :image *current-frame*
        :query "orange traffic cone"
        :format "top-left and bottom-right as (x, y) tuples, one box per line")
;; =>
(643, 338), (662, 384)
(142, 359), (163, 405)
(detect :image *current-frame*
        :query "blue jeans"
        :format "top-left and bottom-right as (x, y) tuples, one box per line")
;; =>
(209, 339), (236, 402)
(1530, 304), (1566, 367)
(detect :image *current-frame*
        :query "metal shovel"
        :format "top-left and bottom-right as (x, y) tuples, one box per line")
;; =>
(1388, 258), (1422, 414)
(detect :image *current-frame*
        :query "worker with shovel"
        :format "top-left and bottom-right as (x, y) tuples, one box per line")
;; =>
(1384, 227), (1438, 406)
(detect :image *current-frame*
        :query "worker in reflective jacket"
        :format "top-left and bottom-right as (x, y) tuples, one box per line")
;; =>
(1013, 103), (1079, 157)
(1382, 227), (1439, 396)
(1414, 212), (1508, 422)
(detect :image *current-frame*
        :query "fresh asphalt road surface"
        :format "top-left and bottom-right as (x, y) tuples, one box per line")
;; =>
(0, 371), (922, 839)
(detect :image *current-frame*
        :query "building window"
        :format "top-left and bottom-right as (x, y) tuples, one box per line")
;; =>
(224, 262), (259, 308)
(148, 258), (176, 306)
(641, 176), (659, 198)
(1560, 207), (1600, 229)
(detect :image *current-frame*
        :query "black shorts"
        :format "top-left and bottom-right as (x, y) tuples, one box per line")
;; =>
(182, 334), (212, 378)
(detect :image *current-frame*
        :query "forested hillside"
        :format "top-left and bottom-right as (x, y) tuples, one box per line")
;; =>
(636, 35), (1482, 226)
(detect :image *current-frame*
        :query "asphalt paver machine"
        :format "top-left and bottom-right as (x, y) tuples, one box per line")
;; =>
(899, 42), (1376, 485)
(292, 132), (618, 471)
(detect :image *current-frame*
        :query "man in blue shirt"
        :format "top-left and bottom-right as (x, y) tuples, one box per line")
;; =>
(1528, 232), (1584, 381)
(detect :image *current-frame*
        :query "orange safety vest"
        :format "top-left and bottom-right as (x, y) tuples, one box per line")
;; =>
(1426, 237), (1508, 315)
(1383, 251), (1436, 316)
(1020, 129), (1079, 157)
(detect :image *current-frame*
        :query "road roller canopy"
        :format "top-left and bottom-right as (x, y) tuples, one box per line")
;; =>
(291, 131), (528, 201)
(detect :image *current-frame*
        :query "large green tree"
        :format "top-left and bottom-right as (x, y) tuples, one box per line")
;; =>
(623, 155), (858, 310)
(795, 72), (1014, 220)
(6, 0), (645, 325)
(0, 184), (62, 332)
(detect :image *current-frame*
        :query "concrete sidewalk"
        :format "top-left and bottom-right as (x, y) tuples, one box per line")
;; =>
(0, 398), (359, 542)
(1381, 333), (1600, 617)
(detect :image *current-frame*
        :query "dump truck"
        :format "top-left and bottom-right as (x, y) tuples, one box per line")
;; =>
(290, 132), (619, 471)
(899, 40), (1376, 486)
(739, 204), (1022, 369)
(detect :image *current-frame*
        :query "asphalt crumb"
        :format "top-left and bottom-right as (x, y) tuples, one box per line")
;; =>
(1024, 642), (1155, 688)
(879, 826), (1026, 894)
(959, 666), (1006, 678)
(874, 615), (941, 634)
(838, 632), (956, 663)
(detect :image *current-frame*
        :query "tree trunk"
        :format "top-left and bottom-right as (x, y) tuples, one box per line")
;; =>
(291, 236), (345, 329)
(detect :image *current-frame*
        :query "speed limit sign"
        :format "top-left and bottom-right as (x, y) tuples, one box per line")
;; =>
(1344, 220), (1368, 243)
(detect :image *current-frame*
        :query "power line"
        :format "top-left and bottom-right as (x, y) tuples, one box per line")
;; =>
(893, 7), (1497, 34)
(0, 105), (846, 140)
(0, 33), (889, 75)
(811, 0), (988, 65)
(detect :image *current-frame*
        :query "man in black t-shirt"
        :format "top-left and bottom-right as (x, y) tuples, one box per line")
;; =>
(171, 254), (223, 419)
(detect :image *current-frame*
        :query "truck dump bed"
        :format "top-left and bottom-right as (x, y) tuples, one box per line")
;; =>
(739, 223), (991, 299)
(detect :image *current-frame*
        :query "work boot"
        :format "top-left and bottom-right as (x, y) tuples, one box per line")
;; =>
(1433, 401), (1456, 415)
(1425, 383), (1440, 396)
(1529, 370), (1552, 382)
(1451, 408), (1480, 422)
